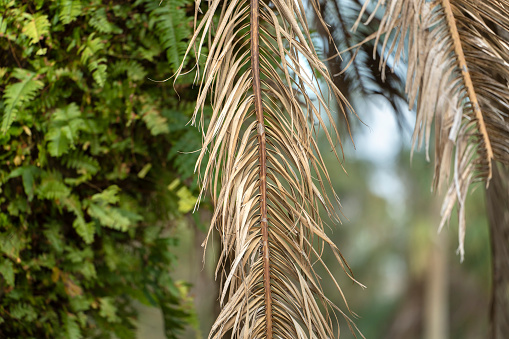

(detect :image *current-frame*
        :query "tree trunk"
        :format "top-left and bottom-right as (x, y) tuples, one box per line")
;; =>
(486, 163), (509, 338)
(424, 231), (449, 339)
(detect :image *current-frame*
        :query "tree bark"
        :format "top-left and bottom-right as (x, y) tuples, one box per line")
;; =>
(486, 163), (509, 339)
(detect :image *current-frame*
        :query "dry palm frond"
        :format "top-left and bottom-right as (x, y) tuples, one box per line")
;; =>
(317, 0), (409, 132)
(354, 0), (509, 260)
(175, 0), (364, 337)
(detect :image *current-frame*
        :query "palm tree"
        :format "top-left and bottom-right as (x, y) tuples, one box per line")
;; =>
(178, 0), (509, 337)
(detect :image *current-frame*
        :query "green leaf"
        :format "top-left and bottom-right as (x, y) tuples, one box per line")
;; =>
(22, 13), (50, 45)
(63, 313), (83, 339)
(59, 0), (82, 25)
(87, 204), (131, 231)
(137, 163), (152, 178)
(63, 152), (100, 175)
(88, 59), (107, 87)
(2, 69), (44, 132)
(36, 176), (71, 200)
(72, 218), (95, 244)
(80, 261), (97, 280)
(79, 34), (103, 63)
(10, 303), (36, 321)
(176, 186), (197, 213)
(7, 165), (39, 201)
(91, 185), (120, 205)
(47, 127), (70, 157)
(47, 103), (84, 157)
(141, 104), (169, 136)
(44, 224), (64, 254)
(99, 297), (120, 323)
(89, 8), (122, 34)
(0, 258), (14, 287)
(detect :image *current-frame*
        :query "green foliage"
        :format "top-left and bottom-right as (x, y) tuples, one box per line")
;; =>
(2, 69), (44, 132)
(0, 1), (202, 338)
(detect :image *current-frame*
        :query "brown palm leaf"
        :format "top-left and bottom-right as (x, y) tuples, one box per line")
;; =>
(175, 0), (364, 337)
(354, 0), (509, 261)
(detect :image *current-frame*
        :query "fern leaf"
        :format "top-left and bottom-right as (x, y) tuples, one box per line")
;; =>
(47, 103), (84, 156)
(2, 69), (44, 133)
(146, 0), (190, 72)
(141, 103), (169, 136)
(0, 258), (15, 287)
(63, 195), (95, 244)
(88, 58), (107, 88)
(36, 176), (71, 200)
(89, 8), (122, 34)
(63, 312), (83, 339)
(176, 0), (364, 336)
(63, 152), (100, 176)
(59, 0), (82, 25)
(22, 12), (50, 45)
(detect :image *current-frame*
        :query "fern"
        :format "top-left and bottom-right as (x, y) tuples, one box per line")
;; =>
(46, 103), (85, 157)
(78, 34), (103, 63)
(36, 175), (71, 200)
(7, 165), (39, 201)
(111, 60), (147, 81)
(59, 0), (82, 25)
(62, 195), (95, 244)
(0, 258), (14, 287)
(63, 151), (100, 176)
(21, 12), (50, 44)
(145, 0), (190, 72)
(10, 303), (36, 321)
(1, 69), (44, 133)
(89, 8), (121, 34)
(88, 58), (107, 87)
(63, 313), (83, 339)
(141, 103), (170, 136)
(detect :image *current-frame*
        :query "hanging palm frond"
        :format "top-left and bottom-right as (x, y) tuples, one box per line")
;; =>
(354, 0), (509, 260)
(175, 0), (365, 337)
(316, 0), (409, 132)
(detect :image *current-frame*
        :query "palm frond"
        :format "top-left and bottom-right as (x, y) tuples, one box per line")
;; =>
(317, 0), (409, 132)
(176, 0), (365, 337)
(356, 0), (509, 260)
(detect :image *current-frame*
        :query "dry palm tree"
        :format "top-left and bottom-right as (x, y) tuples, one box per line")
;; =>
(332, 0), (509, 337)
(175, 0), (365, 338)
(177, 0), (509, 337)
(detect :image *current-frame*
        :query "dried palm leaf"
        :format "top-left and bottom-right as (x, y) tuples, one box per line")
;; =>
(175, 0), (365, 337)
(354, 0), (509, 261)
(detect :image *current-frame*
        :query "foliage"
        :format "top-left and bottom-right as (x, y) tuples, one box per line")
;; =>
(0, 0), (202, 338)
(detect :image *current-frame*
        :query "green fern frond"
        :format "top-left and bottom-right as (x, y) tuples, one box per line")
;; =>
(0, 258), (14, 287)
(146, 0), (190, 72)
(46, 103), (84, 157)
(89, 8), (122, 34)
(141, 103), (169, 136)
(111, 60), (147, 81)
(36, 176), (71, 200)
(63, 312), (83, 339)
(22, 12), (50, 45)
(79, 34), (103, 63)
(1, 69), (44, 133)
(62, 195), (95, 244)
(59, 0), (82, 25)
(63, 151), (100, 176)
(88, 58), (107, 87)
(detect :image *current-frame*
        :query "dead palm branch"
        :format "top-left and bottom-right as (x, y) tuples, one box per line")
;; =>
(175, 0), (365, 337)
(349, 0), (509, 262)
